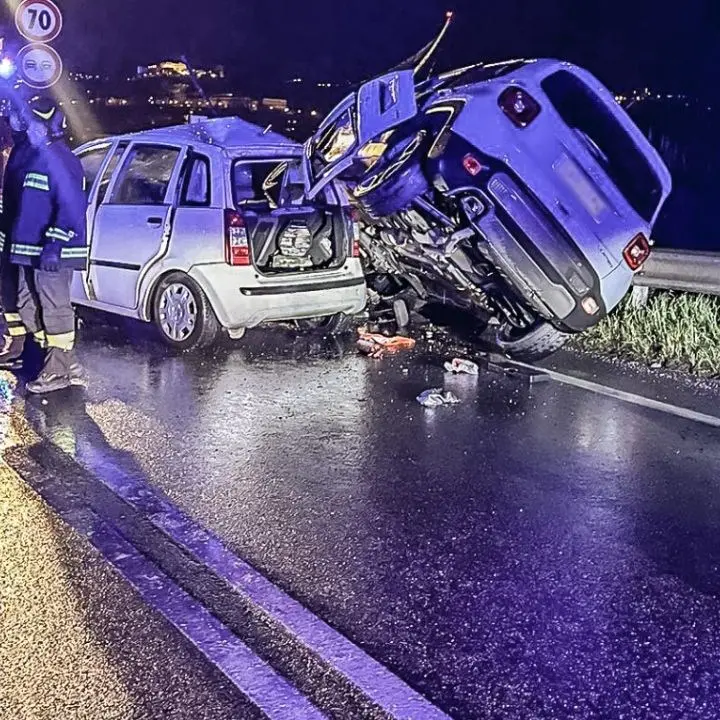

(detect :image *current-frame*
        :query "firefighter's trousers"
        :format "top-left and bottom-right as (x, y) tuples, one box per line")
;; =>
(17, 266), (76, 375)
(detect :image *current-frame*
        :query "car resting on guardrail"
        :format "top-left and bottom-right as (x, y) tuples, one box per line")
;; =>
(302, 13), (672, 361)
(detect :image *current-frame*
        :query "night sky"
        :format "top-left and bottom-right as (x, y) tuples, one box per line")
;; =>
(4, 0), (720, 96)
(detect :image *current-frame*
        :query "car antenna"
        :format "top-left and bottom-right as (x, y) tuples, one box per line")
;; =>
(262, 124), (272, 135)
(180, 54), (218, 118)
(414, 11), (455, 76)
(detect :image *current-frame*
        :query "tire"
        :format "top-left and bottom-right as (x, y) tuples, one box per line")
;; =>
(495, 320), (569, 362)
(354, 131), (430, 218)
(296, 312), (354, 335)
(152, 272), (220, 351)
(322, 312), (355, 335)
(393, 299), (410, 329)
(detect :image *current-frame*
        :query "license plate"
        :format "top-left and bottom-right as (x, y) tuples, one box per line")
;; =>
(555, 155), (607, 220)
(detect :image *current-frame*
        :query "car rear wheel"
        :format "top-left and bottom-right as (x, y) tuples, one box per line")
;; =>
(495, 320), (569, 362)
(153, 273), (220, 351)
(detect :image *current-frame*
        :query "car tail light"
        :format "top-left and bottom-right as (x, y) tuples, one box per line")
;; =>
(498, 86), (541, 127)
(225, 209), (250, 266)
(623, 233), (651, 270)
(348, 207), (361, 257)
(462, 154), (484, 176)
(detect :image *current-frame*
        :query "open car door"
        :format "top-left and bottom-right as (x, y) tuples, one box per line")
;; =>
(302, 70), (418, 201)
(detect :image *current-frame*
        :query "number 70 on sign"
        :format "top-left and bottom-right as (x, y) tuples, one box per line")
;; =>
(15, 0), (64, 44)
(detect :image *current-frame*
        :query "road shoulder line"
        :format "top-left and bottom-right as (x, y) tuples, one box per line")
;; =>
(11, 452), (328, 720)
(8, 443), (451, 720)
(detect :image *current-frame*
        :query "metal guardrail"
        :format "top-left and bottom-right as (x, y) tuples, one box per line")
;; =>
(634, 248), (720, 296)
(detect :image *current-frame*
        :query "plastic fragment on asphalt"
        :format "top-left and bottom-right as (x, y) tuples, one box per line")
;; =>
(0, 371), (15, 407)
(357, 329), (416, 359)
(444, 358), (479, 375)
(417, 388), (461, 408)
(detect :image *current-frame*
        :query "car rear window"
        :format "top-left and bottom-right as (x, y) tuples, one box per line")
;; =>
(541, 70), (662, 221)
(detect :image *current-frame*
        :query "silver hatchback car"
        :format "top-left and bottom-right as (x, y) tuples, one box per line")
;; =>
(72, 117), (366, 350)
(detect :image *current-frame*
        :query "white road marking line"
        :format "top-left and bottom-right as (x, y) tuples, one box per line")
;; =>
(507, 357), (720, 429)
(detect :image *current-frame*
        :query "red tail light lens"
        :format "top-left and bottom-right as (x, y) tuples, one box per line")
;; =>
(498, 86), (541, 127)
(348, 207), (361, 257)
(224, 209), (250, 266)
(462, 154), (484, 176)
(623, 233), (651, 270)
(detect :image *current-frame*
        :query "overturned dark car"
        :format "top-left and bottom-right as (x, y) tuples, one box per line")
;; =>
(301, 16), (672, 360)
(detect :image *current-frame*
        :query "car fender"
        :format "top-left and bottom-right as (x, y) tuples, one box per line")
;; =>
(138, 258), (211, 323)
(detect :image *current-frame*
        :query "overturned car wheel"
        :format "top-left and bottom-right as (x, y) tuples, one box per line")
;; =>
(494, 320), (569, 362)
(353, 130), (430, 218)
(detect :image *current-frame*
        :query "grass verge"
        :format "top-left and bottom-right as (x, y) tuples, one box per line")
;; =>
(572, 291), (720, 377)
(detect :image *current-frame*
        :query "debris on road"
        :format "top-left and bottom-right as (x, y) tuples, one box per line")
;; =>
(0, 370), (16, 409)
(416, 388), (461, 408)
(357, 330), (416, 359)
(444, 358), (479, 375)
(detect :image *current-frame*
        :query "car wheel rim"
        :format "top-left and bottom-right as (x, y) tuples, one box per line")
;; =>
(158, 283), (197, 341)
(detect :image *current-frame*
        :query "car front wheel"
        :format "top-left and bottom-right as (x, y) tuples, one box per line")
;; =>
(153, 273), (220, 351)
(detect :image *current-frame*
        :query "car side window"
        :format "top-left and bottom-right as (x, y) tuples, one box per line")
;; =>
(109, 145), (180, 206)
(180, 154), (211, 207)
(78, 145), (111, 197)
(96, 142), (128, 205)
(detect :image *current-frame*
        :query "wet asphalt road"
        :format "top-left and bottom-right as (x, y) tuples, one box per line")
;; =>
(0, 463), (265, 720)
(10, 319), (720, 719)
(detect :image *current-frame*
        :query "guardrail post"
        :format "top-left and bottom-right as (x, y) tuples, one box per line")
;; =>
(629, 285), (650, 309)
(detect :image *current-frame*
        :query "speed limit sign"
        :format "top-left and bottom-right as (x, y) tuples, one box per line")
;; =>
(17, 43), (63, 89)
(15, 0), (64, 44)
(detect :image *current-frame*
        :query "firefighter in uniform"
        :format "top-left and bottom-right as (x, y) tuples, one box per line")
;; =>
(0, 110), (37, 367)
(0, 96), (88, 393)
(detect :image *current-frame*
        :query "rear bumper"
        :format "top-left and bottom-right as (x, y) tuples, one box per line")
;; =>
(431, 130), (638, 331)
(189, 261), (367, 329)
(472, 173), (617, 332)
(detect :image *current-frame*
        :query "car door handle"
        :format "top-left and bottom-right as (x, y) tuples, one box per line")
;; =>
(146, 216), (163, 227)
